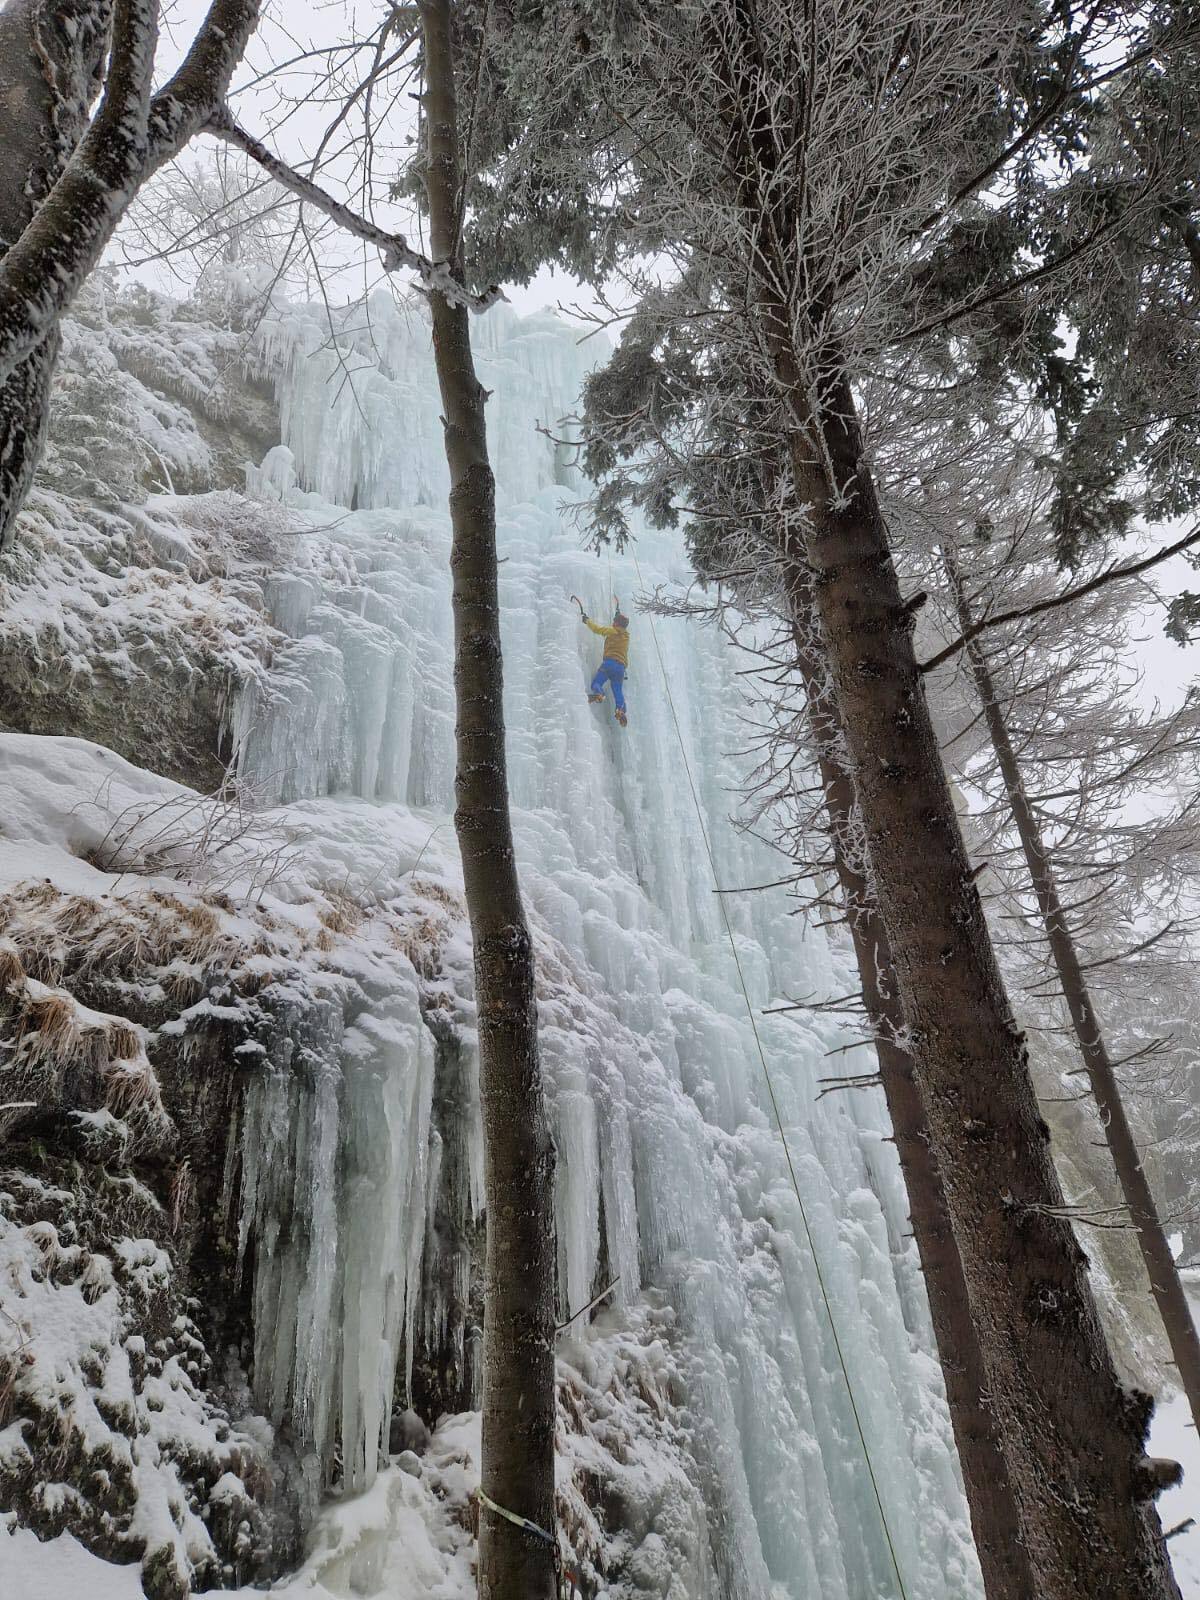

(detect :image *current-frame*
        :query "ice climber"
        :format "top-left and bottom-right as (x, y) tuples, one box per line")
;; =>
(578, 598), (630, 727)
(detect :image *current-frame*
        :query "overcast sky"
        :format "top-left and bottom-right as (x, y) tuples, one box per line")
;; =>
(124, 0), (1199, 705)
(127, 0), (587, 319)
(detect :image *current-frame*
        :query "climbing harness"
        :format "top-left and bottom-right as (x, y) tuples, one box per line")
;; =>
(478, 1488), (581, 1599)
(629, 547), (912, 1600)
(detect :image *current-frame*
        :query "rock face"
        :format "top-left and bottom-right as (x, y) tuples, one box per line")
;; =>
(0, 286), (282, 792)
(0, 283), (991, 1600)
(0, 734), (477, 1587)
(0, 862), (272, 1593)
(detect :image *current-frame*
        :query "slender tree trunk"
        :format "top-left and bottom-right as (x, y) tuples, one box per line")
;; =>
(419, 5), (557, 1598)
(947, 547), (1200, 1437)
(0, 0), (260, 547)
(0, 0), (110, 547)
(782, 569), (1033, 1600)
(774, 352), (1179, 1598)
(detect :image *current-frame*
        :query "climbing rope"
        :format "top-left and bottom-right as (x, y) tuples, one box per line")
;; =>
(629, 547), (912, 1600)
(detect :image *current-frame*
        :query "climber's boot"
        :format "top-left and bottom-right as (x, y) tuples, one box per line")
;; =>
(615, 708), (628, 727)
(588, 693), (605, 704)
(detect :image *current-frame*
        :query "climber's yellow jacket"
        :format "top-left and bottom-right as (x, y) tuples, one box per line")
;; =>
(586, 619), (630, 667)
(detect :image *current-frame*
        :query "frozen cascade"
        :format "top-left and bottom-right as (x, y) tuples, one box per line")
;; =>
(234, 293), (981, 1599)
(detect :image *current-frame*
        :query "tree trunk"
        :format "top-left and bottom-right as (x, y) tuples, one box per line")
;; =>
(947, 546), (1200, 1438)
(419, 5), (558, 1599)
(0, 0), (110, 548)
(782, 567), (1033, 1600)
(0, 0), (260, 547)
(771, 353), (1179, 1598)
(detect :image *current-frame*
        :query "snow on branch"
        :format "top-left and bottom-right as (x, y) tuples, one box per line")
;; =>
(920, 520), (1200, 675)
(205, 107), (505, 313)
(0, 0), (261, 389)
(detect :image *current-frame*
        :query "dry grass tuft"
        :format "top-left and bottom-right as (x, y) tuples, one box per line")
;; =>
(0, 942), (25, 990)
(390, 909), (452, 979)
(24, 1221), (65, 1274)
(105, 1022), (142, 1062)
(408, 877), (463, 915)
(55, 896), (104, 939)
(18, 993), (80, 1063)
(20, 882), (60, 909)
(317, 887), (364, 937)
(78, 1252), (116, 1305)
(20, 945), (64, 986)
(180, 903), (220, 937)
(162, 964), (204, 1003)
(105, 1058), (165, 1121)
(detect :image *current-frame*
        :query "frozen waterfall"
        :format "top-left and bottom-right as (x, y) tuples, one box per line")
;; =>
(233, 293), (981, 1599)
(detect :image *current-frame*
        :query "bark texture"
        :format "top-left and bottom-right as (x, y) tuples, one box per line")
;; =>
(0, 0), (109, 548)
(782, 567), (1034, 1600)
(706, 8), (1178, 1578)
(419, 4), (558, 1598)
(775, 358), (1179, 1597)
(0, 0), (261, 548)
(948, 548), (1200, 1440)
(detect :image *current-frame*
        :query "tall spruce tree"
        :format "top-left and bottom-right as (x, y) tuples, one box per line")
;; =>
(456, 4), (1195, 1590)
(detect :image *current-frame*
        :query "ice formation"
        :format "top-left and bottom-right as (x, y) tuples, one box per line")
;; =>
(1, 283), (1195, 1600)
(224, 292), (980, 1598)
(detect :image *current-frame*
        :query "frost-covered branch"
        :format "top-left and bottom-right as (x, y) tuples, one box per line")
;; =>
(921, 519), (1200, 674)
(205, 107), (504, 312)
(0, 0), (263, 547)
(0, 0), (260, 389)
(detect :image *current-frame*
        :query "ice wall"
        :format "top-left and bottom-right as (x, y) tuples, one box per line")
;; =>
(236, 293), (980, 1599)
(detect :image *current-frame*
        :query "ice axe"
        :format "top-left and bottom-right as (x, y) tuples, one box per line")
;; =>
(570, 593), (587, 620)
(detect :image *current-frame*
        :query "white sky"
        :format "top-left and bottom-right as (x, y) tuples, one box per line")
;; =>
(129, 0), (587, 319)
(122, 0), (1200, 705)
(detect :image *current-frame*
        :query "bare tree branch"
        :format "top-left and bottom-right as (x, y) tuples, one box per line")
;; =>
(921, 520), (1200, 674)
(205, 106), (504, 311)
(0, 0), (261, 390)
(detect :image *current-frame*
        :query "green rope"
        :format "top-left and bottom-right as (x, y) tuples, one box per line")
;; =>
(630, 546), (912, 1600)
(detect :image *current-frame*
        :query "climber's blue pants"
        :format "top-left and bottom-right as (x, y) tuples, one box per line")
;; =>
(590, 659), (626, 712)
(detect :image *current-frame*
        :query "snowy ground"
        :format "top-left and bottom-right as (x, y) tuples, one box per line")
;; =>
(4, 1371), (1198, 1600)
(1, 1260), (1196, 1600)
(1152, 1384), (1200, 1596)
(0, 1416), (479, 1600)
